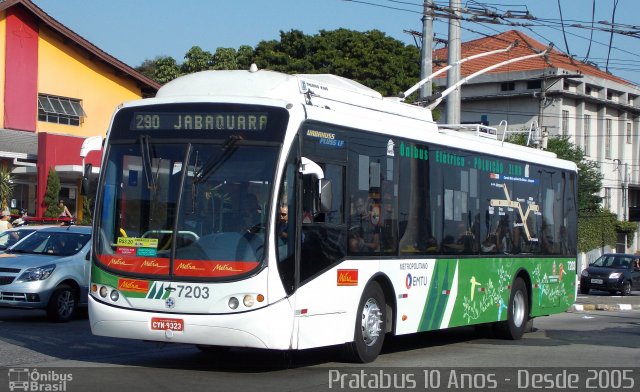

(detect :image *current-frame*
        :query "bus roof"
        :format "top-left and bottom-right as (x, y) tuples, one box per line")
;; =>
(140, 67), (576, 173)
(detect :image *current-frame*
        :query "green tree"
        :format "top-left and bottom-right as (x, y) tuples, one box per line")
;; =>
(236, 45), (254, 69)
(79, 196), (93, 225)
(181, 46), (214, 74)
(544, 136), (603, 212)
(0, 167), (14, 212)
(44, 168), (62, 218)
(136, 29), (422, 96)
(212, 47), (238, 70)
(153, 56), (181, 84)
(253, 29), (420, 97)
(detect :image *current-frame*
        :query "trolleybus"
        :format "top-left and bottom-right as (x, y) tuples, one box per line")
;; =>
(88, 59), (577, 363)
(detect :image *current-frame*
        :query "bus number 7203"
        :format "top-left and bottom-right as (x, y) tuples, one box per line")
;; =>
(175, 285), (210, 299)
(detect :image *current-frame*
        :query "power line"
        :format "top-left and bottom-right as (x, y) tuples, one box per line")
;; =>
(606, 0), (620, 73)
(556, 0), (571, 55)
(583, 0), (596, 62)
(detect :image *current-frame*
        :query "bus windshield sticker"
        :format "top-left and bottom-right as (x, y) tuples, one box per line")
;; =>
(116, 237), (159, 257)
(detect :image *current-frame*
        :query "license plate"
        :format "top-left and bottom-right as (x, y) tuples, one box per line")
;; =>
(150, 317), (184, 332)
(590, 278), (603, 284)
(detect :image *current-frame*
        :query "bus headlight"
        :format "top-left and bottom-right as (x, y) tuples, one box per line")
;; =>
(99, 286), (108, 298)
(243, 295), (255, 307)
(110, 290), (120, 302)
(228, 297), (239, 310)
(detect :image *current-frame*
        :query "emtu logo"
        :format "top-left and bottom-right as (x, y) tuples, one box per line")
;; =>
(406, 273), (428, 289)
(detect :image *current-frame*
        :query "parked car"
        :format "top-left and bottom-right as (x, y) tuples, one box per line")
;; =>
(0, 225), (53, 253)
(580, 253), (640, 296)
(0, 226), (92, 322)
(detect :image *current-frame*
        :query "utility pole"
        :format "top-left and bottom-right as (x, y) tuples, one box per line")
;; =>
(420, 0), (433, 98)
(446, 0), (461, 124)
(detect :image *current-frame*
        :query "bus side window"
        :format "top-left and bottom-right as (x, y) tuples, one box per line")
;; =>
(299, 162), (346, 283)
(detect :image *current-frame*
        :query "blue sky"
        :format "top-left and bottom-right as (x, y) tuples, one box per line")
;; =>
(32, 0), (640, 85)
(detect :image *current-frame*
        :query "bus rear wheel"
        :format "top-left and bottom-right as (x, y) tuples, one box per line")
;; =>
(494, 277), (529, 340)
(343, 281), (386, 363)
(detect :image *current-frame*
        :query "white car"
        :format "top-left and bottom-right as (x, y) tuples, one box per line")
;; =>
(0, 226), (92, 322)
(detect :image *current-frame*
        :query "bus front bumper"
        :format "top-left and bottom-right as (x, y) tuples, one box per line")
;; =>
(88, 295), (294, 350)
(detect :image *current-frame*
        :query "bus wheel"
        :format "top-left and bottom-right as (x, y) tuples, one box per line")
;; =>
(494, 277), (528, 340)
(343, 281), (386, 363)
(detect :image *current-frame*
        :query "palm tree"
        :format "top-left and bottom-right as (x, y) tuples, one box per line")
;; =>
(0, 167), (15, 212)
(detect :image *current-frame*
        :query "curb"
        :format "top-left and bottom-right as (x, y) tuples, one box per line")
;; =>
(570, 303), (640, 312)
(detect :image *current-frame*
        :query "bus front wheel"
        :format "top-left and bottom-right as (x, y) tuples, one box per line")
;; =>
(494, 277), (529, 340)
(343, 281), (386, 363)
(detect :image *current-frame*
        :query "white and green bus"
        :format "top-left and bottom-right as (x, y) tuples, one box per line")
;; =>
(88, 64), (577, 363)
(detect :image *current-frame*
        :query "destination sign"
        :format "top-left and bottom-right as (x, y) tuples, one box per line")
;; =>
(131, 112), (268, 131)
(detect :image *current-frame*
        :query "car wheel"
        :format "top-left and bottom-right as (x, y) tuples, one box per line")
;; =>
(46, 284), (77, 323)
(620, 281), (632, 296)
(343, 281), (386, 363)
(579, 285), (590, 295)
(494, 277), (529, 340)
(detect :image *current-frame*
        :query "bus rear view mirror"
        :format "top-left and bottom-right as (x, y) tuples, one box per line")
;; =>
(81, 163), (92, 196)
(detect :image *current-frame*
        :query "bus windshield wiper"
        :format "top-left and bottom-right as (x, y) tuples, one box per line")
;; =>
(139, 135), (161, 191)
(193, 135), (243, 185)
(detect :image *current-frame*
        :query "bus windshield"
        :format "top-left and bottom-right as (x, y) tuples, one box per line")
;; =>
(94, 104), (287, 280)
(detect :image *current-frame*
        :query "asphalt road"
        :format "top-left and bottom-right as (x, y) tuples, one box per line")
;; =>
(0, 305), (639, 392)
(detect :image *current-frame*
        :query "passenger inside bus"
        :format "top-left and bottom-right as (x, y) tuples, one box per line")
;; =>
(349, 196), (380, 252)
(277, 205), (288, 242)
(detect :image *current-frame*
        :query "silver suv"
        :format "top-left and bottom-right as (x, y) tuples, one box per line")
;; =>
(0, 226), (92, 322)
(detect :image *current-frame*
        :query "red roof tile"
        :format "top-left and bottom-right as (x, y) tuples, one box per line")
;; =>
(433, 30), (633, 87)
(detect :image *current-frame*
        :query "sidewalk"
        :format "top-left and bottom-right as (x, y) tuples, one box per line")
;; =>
(570, 290), (640, 312)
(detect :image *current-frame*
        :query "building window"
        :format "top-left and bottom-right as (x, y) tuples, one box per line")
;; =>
(585, 86), (592, 95)
(500, 82), (515, 91)
(38, 94), (86, 126)
(605, 119), (612, 159)
(583, 114), (591, 155)
(561, 110), (569, 136)
(527, 80), (541, 89)
(604, 187), (611, 210)
(627, 122), (632, 144)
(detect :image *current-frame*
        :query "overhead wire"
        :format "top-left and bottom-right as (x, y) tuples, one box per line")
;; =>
(583, 0), (596, 62)
(605, 0), (619, 73)
(556, 0), (571, 55)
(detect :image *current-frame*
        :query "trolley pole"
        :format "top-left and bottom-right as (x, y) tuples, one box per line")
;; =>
(446, 0), (461, 124)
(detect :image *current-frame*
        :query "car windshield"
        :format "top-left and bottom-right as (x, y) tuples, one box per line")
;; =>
(0, 229), (36, 250)
(591, 255), (633, 269)
(9, 231), (91, 256)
